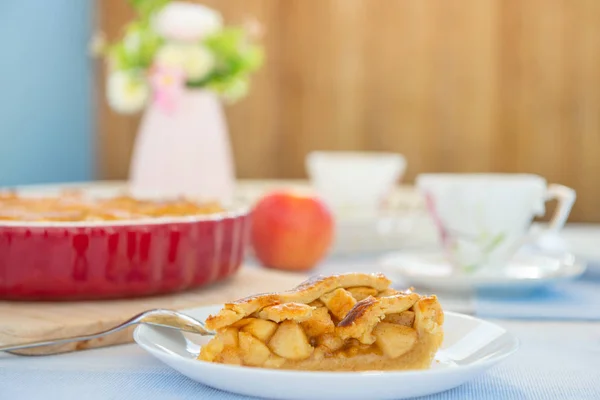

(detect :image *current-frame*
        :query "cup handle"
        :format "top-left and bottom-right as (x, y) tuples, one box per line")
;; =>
(544, 184), (576, 232)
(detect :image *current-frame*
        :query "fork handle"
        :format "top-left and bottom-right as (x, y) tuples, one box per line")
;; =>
(1, 332), (112, 353)
(0, 319), (135, 353)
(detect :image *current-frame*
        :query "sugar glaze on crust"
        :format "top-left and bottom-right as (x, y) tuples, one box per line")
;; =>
(205, 273), (391, 330)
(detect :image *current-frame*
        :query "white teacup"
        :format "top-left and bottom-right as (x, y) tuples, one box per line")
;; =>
(416, 173), (576, 273)
(306, 151), (406, 217)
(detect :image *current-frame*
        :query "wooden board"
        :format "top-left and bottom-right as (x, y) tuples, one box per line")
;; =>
(0, 267), (306, 355)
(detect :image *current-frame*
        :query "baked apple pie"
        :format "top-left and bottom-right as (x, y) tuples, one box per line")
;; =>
(0, 192), (223, 221)
(199, 273), (444, 371)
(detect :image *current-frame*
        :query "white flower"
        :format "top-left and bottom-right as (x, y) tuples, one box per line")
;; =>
(123, 28), (142, 55)
(152, 2), (223, 42)
(181, 45), (215, 81)
(154, 43), (215, 81)
(154, 43), (185, 68)
(107, 71), (149, 114)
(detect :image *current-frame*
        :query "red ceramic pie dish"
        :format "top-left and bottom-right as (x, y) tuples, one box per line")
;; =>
(0, 204), (250, 300)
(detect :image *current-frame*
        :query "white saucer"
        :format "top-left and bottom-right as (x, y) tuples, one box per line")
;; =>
(380, 251), (587, 292)
(134, 305), (518, 400)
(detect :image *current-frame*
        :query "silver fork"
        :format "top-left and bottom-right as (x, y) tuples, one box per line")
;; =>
(0, 309), (214, 354)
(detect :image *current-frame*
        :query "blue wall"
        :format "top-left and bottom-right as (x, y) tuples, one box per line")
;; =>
(0, 1), (93, 186)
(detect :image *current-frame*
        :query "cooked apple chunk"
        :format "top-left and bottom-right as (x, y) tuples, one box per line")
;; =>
(241, 318), (278, 342)
(320, 288), (357, 320)
(218, 327), (239, 347)
(216, 346), (243, 365)
(347, 286), (379, 301)
(337, 293), (420, 344)
(263, 355), (286, 368)
(316, 333), (344, 352)
(239, 331), (273, 366)
(268, 321), (314, 360)
(373, 322), (417, 358)
(199, 337), (224, 362)
(308, 299), (325, 307)
(301, 306), (335, 337)
(384, 311), (415, 327)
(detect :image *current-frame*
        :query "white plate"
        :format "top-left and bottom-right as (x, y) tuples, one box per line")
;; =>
(560, 224), (600, 263)
(380, 251), (587, 292)
(134, 305), (518, 400)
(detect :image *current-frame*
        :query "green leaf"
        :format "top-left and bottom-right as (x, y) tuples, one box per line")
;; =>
(106, 10), (264, 104)
(109, 21), (163, 70)
(483, 232), (505, 254)
(128, 0), (170, 19)
(187, 27), (264, 92)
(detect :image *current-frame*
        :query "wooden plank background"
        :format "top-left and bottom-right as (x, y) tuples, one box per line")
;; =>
(97, 0), (600, 222)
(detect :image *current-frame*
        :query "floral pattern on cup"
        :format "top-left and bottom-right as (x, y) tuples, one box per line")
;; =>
(424, 190), (507, 274)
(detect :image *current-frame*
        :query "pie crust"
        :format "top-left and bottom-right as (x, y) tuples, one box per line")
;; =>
(0, 192), (223, 221)
(199, 273), (444, 371)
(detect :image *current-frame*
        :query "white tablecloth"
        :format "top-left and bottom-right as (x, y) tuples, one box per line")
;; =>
(2, 320), (599, 400)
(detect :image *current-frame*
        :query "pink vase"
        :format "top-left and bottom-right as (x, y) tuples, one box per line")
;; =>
(129, 90), (235, 204)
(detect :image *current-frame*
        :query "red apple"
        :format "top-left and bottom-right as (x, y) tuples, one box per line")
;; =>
(250, 191), (334, 271)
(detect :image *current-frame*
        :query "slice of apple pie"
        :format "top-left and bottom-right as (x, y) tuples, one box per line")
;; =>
(199, 273), (443, 371)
